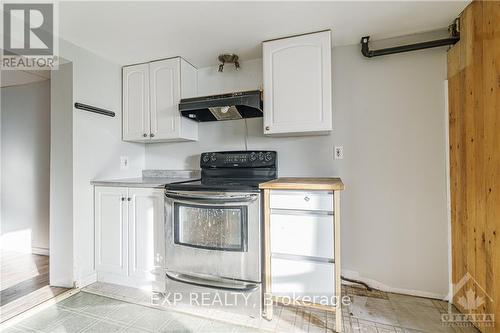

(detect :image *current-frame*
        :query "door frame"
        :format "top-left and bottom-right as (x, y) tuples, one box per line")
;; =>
(443, 80), (453, 301)
(49, 60), (75, 288)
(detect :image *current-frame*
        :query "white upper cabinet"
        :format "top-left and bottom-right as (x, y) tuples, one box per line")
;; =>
(122, 57), (198, 143)
(149, 59), (179, 140)
(263, 31), (332, 136)
(123, 64), (150, 141)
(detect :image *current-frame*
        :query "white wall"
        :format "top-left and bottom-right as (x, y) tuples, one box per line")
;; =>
(1, 80), (51, 254)
(57, 39), (146, 285)
(145, 45), (449, 298)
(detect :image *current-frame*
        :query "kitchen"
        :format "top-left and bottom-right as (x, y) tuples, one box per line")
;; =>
(0, 1), (498, 333)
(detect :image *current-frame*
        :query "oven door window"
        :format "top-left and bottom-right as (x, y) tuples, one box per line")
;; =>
(174, 203), (248, 252)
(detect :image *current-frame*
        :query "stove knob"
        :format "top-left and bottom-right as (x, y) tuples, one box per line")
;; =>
(258, 152), (264, 161)
(202, 155), (210, 163)
(250, 152), (257, 161)
(265, 152), (272, 162)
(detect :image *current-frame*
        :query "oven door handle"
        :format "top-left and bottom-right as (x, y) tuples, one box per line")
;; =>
(166, 271), (259, 292)
(165, 191), (258, 203)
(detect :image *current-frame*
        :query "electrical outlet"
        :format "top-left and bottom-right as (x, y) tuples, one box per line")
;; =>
(334, 146), (344, 160)
(120, 156), (129, 170)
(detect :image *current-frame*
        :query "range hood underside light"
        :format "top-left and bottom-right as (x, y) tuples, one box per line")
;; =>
(209, 106), (243, 120)
(179, 90), (263, 122)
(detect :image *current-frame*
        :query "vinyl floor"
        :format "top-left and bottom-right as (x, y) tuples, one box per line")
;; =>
(3, 282), (482, 333)
(0, 250), (69, 323)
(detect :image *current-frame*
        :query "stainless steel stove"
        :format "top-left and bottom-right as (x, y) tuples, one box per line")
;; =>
(162, 151), (277, 317)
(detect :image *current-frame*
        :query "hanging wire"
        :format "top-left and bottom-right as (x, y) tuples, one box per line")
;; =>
(243, 119), (249, 151)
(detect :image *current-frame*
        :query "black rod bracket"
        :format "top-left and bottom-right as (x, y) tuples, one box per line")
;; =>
(74, 102), (115, 117)
(360, 35), (459, 58)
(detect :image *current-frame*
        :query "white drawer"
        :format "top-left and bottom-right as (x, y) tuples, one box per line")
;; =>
(271, 257), (335, 305)
(270, 190), (333, 212)
(271, 213), (333, 259)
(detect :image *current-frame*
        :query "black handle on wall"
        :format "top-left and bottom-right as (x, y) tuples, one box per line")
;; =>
(74, 103), (115, 117)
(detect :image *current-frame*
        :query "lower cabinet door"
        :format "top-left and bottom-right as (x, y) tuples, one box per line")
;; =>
(271, 257), (335, 305)
(95, 186), (129, 276)
(128, 188), (165, 282)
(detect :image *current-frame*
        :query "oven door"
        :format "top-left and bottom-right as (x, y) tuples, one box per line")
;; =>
(165, 191), (261, 283)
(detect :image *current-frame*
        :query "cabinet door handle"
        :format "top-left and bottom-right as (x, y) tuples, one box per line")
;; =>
(127, 197), (131, 201)
(121, 197), (125, 201)
(143, 133), (147, 137)
(265, 126), (270, 131)
(304, 196), (310, 202)
(150, 133), (155, 138)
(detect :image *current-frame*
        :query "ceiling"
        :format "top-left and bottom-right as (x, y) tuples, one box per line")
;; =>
(59, 1), (469, 68)
(1, 70), (50, 88)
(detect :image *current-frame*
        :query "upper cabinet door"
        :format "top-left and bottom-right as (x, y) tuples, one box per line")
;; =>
(123, 64), (150, 141)
(263, 31), (332, 136)
(149, 58), (180, 140)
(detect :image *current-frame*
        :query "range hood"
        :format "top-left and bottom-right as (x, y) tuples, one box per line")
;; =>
(179, 90), (262, 122)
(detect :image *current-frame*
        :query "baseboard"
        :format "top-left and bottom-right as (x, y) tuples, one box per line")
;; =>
(75, 272), (97, 289)
(342, 269), (448, 300)
(96, 271), (153, 291)
(31, 247), (49, 256)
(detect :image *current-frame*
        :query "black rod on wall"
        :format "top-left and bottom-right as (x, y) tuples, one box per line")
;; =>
(74, 103), (115, 117)
(361, 20), (460, 58)
(360, 35), (460, 58)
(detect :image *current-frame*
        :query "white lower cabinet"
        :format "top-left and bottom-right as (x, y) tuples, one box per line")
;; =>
(95, 186), (164, 288)
(95, 187), (129, 276)
(128, 188), (165, 281)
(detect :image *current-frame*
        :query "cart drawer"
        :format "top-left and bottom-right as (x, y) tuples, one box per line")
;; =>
(270, 190), (333, 212)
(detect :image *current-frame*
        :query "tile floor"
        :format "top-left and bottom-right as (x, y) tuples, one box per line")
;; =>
(1, 284), (481, 333)
(2, 292), (260, 333)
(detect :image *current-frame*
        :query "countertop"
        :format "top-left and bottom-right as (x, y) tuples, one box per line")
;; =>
(91, 177), (199, 189)
(259, 177), (344, 191)
(91, 170), (200, 189)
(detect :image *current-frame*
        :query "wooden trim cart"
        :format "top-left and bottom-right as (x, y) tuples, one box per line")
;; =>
(259, 177), (344, 332)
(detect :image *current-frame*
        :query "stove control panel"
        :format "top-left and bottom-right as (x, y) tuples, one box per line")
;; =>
(200, 151), (277, 168)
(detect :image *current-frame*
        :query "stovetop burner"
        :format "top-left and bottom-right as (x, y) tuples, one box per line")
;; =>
(166, 151), (277, 192)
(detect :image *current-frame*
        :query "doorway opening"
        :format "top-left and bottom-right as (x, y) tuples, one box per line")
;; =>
(1, 65), (73, 322)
